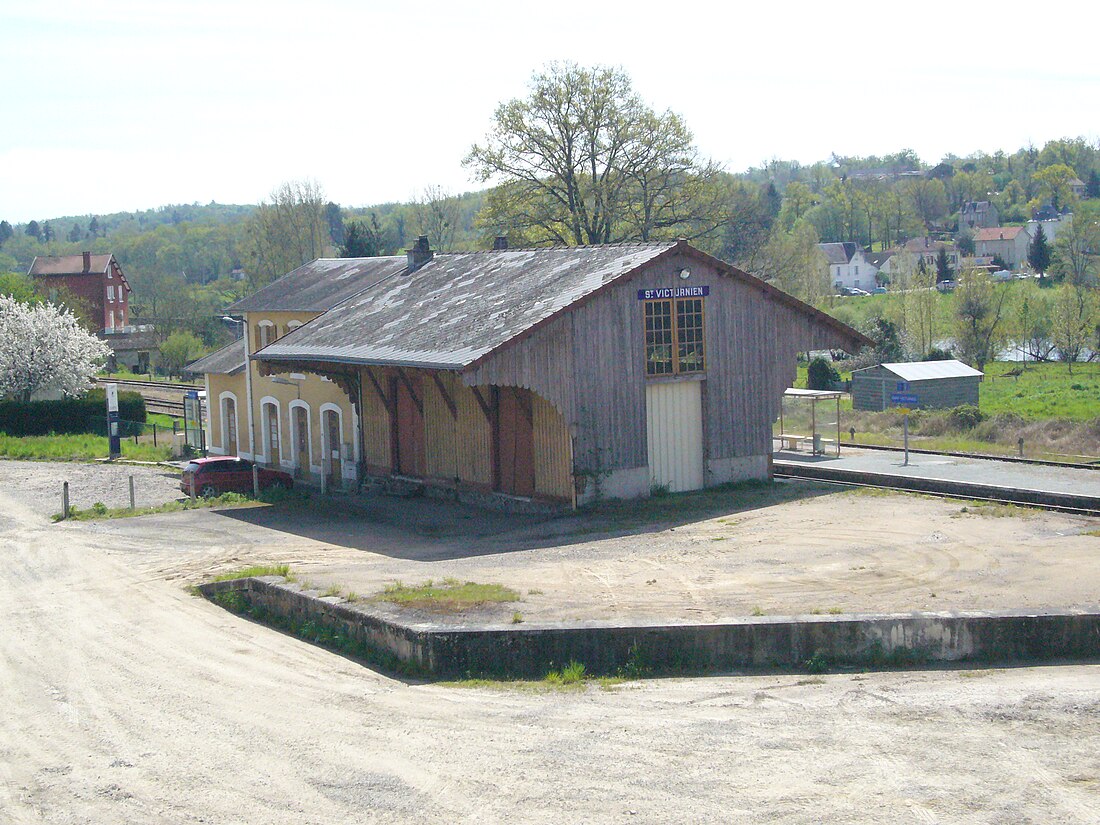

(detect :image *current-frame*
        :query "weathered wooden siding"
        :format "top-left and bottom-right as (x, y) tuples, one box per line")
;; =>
(462, 317), (575, 422)
(424, 373), (458, 481)
(359, 368), (391, 470)
(532, 392), (573, 500)
(454, 381), (493, 487)
(471, 252), (862, 477)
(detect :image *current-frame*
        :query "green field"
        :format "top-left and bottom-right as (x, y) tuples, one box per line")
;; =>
(0, 433), (171, 462)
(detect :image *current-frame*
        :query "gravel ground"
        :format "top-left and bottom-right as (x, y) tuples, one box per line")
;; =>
(2, 463), (1100, 823)
(0, 459), (184, 516)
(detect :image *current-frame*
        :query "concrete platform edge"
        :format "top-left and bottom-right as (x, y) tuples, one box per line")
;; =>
(198, 578), (1100, 679)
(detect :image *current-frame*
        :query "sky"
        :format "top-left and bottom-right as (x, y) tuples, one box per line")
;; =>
(2, 0), (1098, 223)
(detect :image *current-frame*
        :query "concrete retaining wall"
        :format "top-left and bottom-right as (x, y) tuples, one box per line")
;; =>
(200, 577), (1100, 679)
(775, 461), (1100, 514)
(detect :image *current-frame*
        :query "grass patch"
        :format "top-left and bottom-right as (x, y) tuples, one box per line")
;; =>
(378, 578), (520, 612)
(53, 485), (306, 522)
(0, 432), (172, 462)
(442, 662), (625, 693)
(54, 491), (259, 521)
(207, 564), (292, 583)
(952, 501), (1036, 519)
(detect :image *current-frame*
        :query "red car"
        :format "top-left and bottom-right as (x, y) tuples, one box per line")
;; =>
(180, 456), (293, 497)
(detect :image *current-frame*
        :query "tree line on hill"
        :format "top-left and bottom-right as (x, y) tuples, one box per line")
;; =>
(1, 62), (1097, 373)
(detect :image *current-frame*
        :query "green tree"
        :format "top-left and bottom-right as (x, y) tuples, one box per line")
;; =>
(242, 180), (329, 288)
(41, 221), (54, 242)
(954, 269), (1010, 370)
(157, 330), (205, 379)
(1087, 170), (1100, 199)
(0, 220), (12, 245)
(413, 185), (461, 251)
(1049, 285), (1096, 372)
(935, 246), (953, 282)
(465, 62), (723, 245)
(807, 356), (840, 390)
(1051, 215), (1100, 286)
(88, 216), (100, 238)
(1027, 224), (1052, 283)
(1031, 163), (1079, 210)
(25, 220), (41, 241)
(341, 215), (385, 257)
(67, 223), (82, 243)
(324, 202), (345, 248)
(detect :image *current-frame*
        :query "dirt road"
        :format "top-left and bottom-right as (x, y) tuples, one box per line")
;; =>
(2, 462), (1100, 822)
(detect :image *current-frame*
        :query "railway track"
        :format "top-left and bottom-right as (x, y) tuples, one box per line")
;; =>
(93, 378), (200, 394)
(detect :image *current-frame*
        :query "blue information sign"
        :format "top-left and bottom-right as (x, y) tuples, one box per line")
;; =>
(891, 392), (919, 406)
(637, 286), (709, 300)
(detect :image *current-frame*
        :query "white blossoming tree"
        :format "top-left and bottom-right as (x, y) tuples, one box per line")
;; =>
(0, 296), (111, 402)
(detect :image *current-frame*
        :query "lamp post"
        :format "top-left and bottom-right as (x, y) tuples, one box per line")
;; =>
(222, 316), (260, 496)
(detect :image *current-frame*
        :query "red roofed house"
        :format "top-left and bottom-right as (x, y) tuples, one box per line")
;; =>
(973, 227), (1030, 268)
(27, 251), (131, 332)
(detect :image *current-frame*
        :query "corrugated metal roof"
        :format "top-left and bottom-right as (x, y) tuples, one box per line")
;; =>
(875, 360), (984, 381)
(257, 243), (678, 370)
(28, 253), (114, 276)
(226, 256), (408, 313)
(185, 341), (247, 375)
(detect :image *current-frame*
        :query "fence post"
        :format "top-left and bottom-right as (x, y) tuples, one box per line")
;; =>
(62, 481), (70, 520)
(129, 475), (136, 510)
(1018, 437), (1024, 458)
(153, 422), (158, 447)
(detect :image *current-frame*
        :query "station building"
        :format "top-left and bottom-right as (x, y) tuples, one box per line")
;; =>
(189, 238), (868, 506)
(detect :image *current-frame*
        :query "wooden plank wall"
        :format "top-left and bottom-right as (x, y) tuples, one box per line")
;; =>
(532, 392), (573, 500)
(472, 253), (861, 474)
(359, 367), (391, 471)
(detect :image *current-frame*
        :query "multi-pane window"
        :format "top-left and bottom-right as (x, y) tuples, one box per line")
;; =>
(644, 298), (705, 376)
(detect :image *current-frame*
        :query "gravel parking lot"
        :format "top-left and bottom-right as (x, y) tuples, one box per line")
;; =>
(2, 459), (1100, 823)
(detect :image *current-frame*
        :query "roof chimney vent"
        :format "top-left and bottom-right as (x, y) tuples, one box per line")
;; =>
(493, 236), (509, 251)
(406, 235), (433, 272)
(82, 251), (91, 273)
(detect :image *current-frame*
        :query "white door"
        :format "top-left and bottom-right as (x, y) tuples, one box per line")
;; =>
(646, 381), (704, 492)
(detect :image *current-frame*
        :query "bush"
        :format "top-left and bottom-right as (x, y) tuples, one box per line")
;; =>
(807, 357), (841, 390)
(947, 405), (984, 431)
(0, 389), (146, 436)
(924, 347), (954, 361)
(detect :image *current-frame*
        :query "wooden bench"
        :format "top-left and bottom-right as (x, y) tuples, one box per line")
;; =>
(776, 434), (811, 451)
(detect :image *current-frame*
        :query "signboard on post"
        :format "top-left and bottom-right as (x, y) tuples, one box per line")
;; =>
(105, 383), (121, 459)
(183, 390), (205, 454)
(890, 392), (919, 406)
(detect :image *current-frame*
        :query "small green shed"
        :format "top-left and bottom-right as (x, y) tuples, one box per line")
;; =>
(851, 360), (983, 411)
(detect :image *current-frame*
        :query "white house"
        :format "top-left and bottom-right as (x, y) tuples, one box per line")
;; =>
(819, 242), (878, 291)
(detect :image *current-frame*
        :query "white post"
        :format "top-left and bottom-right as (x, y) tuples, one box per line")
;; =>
(903, 413), (910, 466)
(62, 481), (70, 519)
(240, 319), (260, 497)
(129, 475), (135, 510)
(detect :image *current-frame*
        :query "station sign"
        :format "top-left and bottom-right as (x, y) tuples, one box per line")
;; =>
(891, 392), (919, 406)
(637, 286), (709, 300)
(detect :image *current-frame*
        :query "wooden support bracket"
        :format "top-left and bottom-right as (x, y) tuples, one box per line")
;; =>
(396, 368), (423, 415)
(365, 369), (389, 410)
(470, 385), (492, 423)
(432, 373), (458, 419)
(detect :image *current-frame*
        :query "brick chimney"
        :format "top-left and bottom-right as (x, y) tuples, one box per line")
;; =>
(406, 235), (433, 271)
(82, 251), (91, 273)
(493, 236), (509, 250)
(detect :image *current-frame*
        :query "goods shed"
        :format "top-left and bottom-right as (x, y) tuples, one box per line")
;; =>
(244, 238), (869, 506)
(851, 360), (983, 412)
